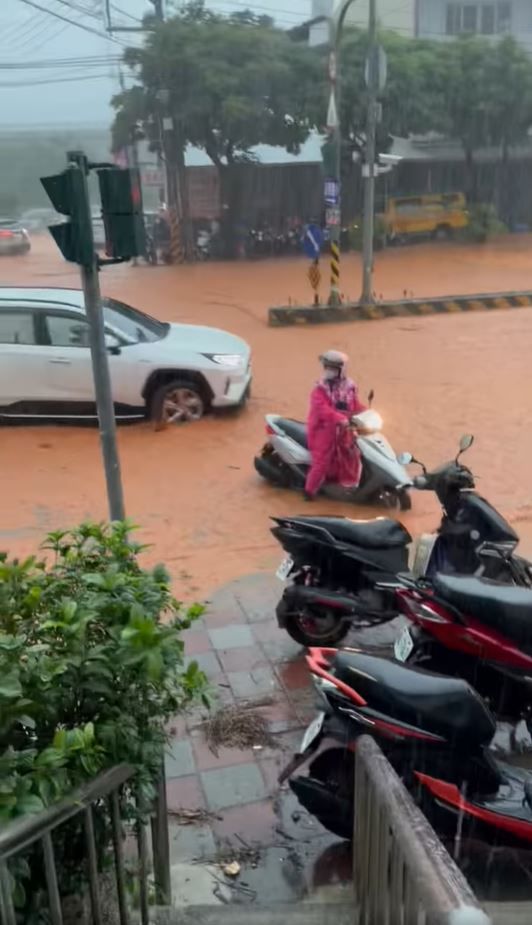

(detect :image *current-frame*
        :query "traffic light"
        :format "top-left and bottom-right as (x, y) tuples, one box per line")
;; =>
(40, 166), (93, 265)
(97, 167), (145, 260)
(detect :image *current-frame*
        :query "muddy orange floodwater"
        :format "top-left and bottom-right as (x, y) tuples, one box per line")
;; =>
(1, 235), (532, 599)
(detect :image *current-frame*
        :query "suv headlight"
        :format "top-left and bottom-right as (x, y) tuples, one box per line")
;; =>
(203, 354), (243, 368)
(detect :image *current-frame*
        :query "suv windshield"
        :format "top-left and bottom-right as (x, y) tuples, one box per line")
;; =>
(102, 298), (169, 344)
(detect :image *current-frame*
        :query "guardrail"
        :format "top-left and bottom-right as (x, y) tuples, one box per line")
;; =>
(0, 762), (171, 925)
(353, 736), (492, 925)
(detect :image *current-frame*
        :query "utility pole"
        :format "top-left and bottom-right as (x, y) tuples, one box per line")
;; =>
(322, 0), (381, 307)
(324, 6), (347, 307)
(66, 152), (126, 521)
(361, 0), (378, 304)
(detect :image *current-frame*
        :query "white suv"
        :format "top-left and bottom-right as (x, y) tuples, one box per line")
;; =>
(0, 288), (252, 424)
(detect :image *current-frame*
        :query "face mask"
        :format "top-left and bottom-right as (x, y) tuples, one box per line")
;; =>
(323, 367), (341, 380)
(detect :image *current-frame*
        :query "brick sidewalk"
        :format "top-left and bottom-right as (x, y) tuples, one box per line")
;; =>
(164, 573), (344, 901)
(164, 572), (400, 903)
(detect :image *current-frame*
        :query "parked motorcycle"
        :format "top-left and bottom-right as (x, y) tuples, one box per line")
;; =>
(254, 397), (412, 510)
(195, 228), (212, 260)
(394, 571), (532, 724)
(272, 435), (530, 646)
(282, 647), (532, 844)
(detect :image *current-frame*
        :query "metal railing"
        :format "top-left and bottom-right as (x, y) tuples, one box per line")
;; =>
(353, 736), (492, 925)
(0, 762), (171, 925)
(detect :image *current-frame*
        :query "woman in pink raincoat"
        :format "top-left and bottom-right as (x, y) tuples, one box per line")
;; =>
(304, 350), (366, 500)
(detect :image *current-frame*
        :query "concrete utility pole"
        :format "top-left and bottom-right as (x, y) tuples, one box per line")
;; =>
(324, 0), (379, 306)
(361, 0), (379, 304)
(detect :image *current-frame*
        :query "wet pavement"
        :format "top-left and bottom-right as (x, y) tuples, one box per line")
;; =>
(163, 572), (396, 905)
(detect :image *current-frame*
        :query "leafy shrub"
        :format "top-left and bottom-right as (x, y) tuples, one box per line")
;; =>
(0, 521), (206, 918)
(460, 203), (507, 243)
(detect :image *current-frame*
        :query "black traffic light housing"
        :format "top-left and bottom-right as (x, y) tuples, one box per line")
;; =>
(40, 166), (93, 266)
(97, 167), (146, 260)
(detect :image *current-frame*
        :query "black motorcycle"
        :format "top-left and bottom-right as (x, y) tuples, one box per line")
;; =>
(273, 435), (531, 646)
(283, 647), (532, 845)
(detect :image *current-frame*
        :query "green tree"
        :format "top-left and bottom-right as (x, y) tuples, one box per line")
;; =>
(113, 1), (322, 256)
(337, 29), (445, 160)
(484, 37), (532, 223)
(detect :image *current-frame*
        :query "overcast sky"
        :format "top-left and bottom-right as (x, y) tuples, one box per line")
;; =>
(0, 0), (312, 128)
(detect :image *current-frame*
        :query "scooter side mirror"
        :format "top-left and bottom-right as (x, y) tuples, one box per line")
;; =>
(458, 434), (474, 454)
(368, 389), (375, 405)
(397, 452), (413, 466)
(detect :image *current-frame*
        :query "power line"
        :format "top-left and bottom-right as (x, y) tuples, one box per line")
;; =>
(0, 55), (122, 68)
(16, 0), (127, 45)
(0, 70), (113, 87)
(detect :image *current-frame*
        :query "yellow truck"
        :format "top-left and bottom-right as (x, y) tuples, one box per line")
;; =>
(381, 192), (469, 243)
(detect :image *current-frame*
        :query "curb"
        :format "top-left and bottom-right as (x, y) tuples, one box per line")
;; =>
(268, 291), (532, 327)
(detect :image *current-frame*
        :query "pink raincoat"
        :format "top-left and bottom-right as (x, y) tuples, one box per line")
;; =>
(305, 377), (366, 497)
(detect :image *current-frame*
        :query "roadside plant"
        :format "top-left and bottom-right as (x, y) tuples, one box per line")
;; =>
(0, 521), (207, 919)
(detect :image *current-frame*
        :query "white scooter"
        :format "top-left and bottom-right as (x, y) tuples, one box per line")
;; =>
(254, 400), (413, 511)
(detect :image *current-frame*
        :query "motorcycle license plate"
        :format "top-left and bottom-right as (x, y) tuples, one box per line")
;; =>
(394, 627), (414, 663)
(276, 556), (294, 581)
(300, 712), (325, 753)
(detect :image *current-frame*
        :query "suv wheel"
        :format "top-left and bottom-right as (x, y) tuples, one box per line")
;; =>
(149, 379), (205, 428)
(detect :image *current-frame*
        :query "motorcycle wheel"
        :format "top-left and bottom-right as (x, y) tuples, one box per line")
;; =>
(278, 597), (349, 647)
(307, 749), (355, 839)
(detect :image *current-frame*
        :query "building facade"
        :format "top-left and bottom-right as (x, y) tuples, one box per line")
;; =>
(416, 0), (532, 53)
(310, 0), (532, 53)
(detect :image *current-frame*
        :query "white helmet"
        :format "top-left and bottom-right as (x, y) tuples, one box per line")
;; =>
(319, 349), (348, 372)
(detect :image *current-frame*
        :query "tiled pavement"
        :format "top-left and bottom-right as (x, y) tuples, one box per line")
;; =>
(164, 572), (399, 904)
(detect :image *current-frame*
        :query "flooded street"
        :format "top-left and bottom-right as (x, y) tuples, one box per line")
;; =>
(1, 235), (532, 595)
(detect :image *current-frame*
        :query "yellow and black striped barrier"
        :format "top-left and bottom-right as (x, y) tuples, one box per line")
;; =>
(330, 240), (340, 293)
(168, 207), (185, 264)
(268, 292), (532, 327)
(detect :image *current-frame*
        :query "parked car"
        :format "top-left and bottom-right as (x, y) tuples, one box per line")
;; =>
(0, 287), (252, 424)
(0, 220), (31, 256)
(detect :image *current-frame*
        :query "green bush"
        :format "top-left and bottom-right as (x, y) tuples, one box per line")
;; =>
(0, 521), (207, 918)
(460, 203), (507, 243)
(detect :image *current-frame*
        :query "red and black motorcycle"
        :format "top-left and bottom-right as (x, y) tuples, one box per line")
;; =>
(282, 647), (532, 844)
(394, 573), (532, 723)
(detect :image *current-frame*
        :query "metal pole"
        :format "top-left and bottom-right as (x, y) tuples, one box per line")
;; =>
(326, 0), (359, 307)
(360, 0), (378, 304)
(68, 151), (126, 522)
(327, 15), (341, 307)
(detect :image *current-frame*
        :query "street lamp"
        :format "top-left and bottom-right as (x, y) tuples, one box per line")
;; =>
(325, 0), (379, 306)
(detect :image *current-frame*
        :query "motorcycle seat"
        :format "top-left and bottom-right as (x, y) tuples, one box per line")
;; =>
(276, 418), (308, 449)
(333, 649), (495, 746)
(294, 516), (411, 549)
(433, 574), (532, 650)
